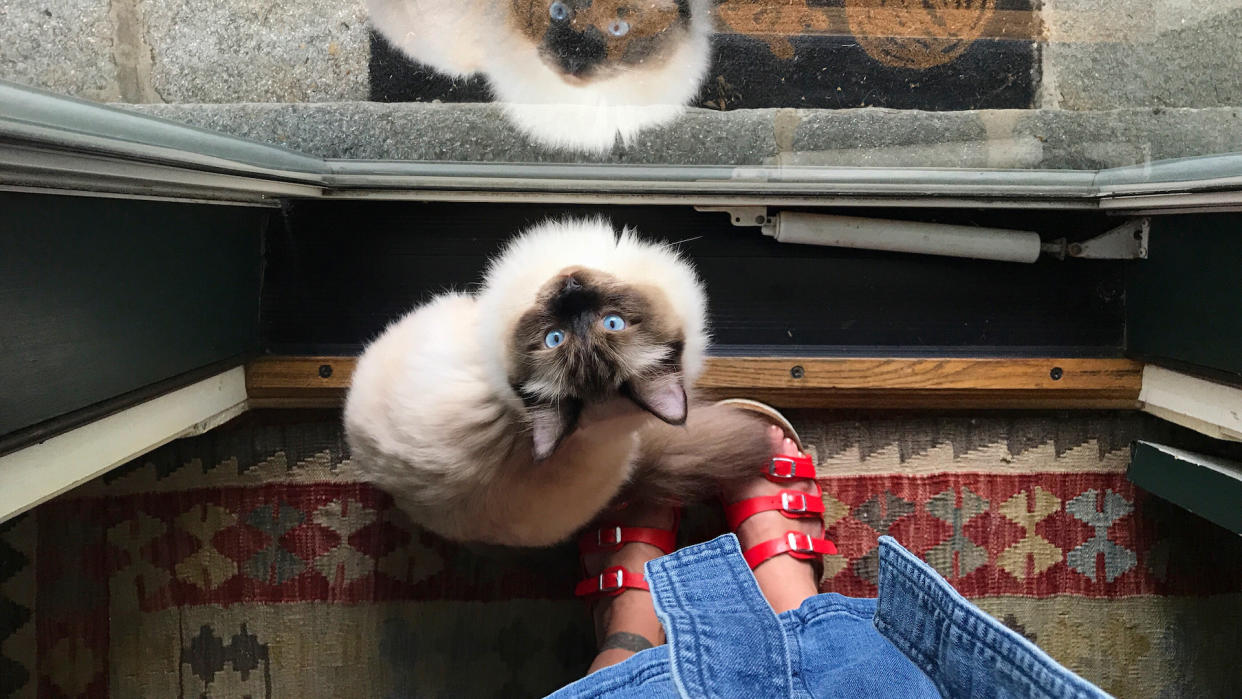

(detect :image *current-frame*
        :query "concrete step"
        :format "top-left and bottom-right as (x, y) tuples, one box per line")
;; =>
(124, 102), (1242, 170)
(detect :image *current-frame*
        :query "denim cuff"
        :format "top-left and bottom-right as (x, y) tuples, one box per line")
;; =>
(873, 536), (1110, 699)
(646, 534), (793, 699)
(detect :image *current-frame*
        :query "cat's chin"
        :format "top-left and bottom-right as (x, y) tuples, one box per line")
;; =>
(578, 396), (649, 424)
(554, 72), (594, 87)
(500, 102), (685, 153)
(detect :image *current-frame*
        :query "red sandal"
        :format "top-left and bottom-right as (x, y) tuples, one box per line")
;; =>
(716, 400), (837, 573)
(574, 509), (680, 600)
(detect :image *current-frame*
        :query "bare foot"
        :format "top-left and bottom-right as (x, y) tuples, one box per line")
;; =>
(580, 502), (675, 673)
(723, 424), (823, 613)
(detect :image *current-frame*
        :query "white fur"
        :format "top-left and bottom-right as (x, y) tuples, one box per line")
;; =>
(366, 0), (494, 77)
(366, 0), (714, 152)
(344, 218), (708, 546)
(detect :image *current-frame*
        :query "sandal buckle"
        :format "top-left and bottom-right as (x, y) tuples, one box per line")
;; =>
(597, 526), (623, 548)
(598, 567), (624, 593)
(781, 491), (808, 513)
(786, 532), (814, 553)
(768, 456), (797, 479)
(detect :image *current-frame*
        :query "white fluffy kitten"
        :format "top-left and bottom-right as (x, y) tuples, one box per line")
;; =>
(366, 0), (714, 153)
(344, 218), (770, 546)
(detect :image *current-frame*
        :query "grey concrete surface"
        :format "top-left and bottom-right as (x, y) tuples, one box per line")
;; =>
(0, 0), (369, 103)
(787, 110), (996, 168)
(123, 102), (1242, 169)
(1014, 107), (1242, 169)
(139, 0), (370, 102)
(0, 0), (120, 102)
(1041, 0), (1242, 109)
(124, 102), (783, 164)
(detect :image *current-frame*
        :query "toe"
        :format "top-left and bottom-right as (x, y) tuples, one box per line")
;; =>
(782, 436), (800, 457)
(766, 424), (785, 453)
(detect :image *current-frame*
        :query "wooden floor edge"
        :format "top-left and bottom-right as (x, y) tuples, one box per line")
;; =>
(245, 356), (1143, 410)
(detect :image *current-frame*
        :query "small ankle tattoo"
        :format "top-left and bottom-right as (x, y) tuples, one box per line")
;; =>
(599, 632), (654, 653)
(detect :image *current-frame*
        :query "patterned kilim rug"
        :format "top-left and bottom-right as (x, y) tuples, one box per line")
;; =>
(2, 411), (1242, 698)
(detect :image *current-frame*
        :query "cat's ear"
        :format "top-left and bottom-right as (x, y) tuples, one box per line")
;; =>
(528, 399), (583, 462)
(625, 372), (687, 426)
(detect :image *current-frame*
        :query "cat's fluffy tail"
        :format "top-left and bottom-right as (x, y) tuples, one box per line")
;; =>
(624, 401), (781, 506)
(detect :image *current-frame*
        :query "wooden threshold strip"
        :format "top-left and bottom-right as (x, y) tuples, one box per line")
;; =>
(246, 356), (1143, 410)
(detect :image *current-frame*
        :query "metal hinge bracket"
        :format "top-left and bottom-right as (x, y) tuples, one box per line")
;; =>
(1041, 218), (1150, 260)
(694, 206), (773, 231)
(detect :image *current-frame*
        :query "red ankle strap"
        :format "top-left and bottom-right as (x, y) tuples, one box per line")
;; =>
(574, 566), (649, 599)
(578, 525), (677, 556)
(743, 531), (838, 570)
(764, 454), (817, 482)
(724, 486), (825, 530)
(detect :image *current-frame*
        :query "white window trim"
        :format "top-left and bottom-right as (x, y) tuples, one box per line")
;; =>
(0, 367), (248, 523)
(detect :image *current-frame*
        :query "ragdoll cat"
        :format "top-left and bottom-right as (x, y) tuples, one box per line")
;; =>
(366, 0), (714, 152)
(344, 218), (773, 547)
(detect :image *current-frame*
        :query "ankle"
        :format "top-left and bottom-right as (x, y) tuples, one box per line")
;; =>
(587, 590), (664, 673)
(588, 648), (639, 674)
(582, 541), (664, 580)
(595, 589), (663, 640)
(752, 557), (820, 613)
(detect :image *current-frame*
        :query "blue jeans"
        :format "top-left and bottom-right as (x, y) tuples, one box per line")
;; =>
(549, 535), (1108, 699)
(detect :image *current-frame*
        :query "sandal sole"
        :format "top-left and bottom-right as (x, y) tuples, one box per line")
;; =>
(713, 398), (804, 452)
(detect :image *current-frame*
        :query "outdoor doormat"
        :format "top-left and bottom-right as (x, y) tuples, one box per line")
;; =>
(370, 0), (1039, 110)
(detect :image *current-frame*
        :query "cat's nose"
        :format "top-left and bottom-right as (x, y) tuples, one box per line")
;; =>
(562, 276), (582, 294)
(547, 25), (606, 77)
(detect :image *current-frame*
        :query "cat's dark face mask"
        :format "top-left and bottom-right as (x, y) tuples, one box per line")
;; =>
(513, 0), (691, 83)
(510, 267), (687, 460)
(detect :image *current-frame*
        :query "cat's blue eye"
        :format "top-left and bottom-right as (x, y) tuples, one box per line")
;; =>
(602, 314), (626, 331)
(549, 2), (569, 21)
(607, 20), (630, 37)
(544, 329), (566, 348)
